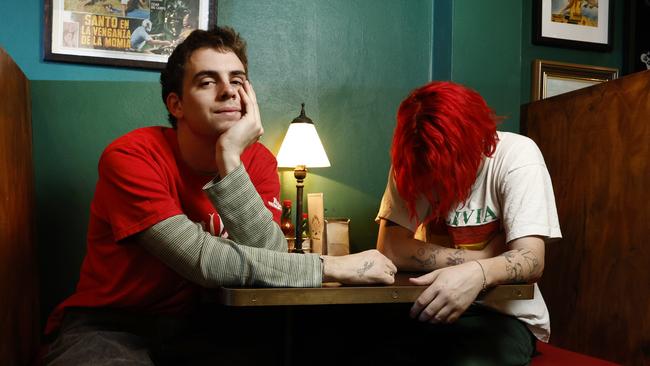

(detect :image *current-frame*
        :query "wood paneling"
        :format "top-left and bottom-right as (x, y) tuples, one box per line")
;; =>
(0, 48), (38, 365)
(522, 70), (650, 366)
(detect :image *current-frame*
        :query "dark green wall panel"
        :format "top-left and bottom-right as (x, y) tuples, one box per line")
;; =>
(433, 0), (453, 81)
(219, 0), (433, 252)
(31, 81), (168, 323)
(450, 0), (523, 132)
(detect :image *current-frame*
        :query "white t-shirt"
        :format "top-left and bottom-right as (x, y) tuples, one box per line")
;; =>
(376, 131), (562, 342)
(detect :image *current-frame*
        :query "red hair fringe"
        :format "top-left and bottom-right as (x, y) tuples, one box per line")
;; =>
(391, 81), (499, 225)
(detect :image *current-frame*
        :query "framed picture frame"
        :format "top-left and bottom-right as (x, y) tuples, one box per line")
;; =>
(44, 0), (217, 70)
(533, 0), (613, 52)
(531, 59), (618, 101)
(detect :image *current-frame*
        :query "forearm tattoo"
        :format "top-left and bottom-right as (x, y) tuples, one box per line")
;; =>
(410, 247), (439, 268)
(501, 248), (540, 282)
(356, 261), (374, 277)
(410, 247), (466, 268)
(446, 249), (465, 266)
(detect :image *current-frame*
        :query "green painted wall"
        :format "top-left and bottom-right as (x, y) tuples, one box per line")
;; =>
(32, 0), (433, 322)
(32, 82), (167, 320)
(217, 0), (433, 254)
(432, 0), (452, 81)
(449, 0), (523, 133)
(445, 0), (623, 133)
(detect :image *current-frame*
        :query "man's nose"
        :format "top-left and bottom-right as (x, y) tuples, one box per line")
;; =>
(218, 83), (237, 101)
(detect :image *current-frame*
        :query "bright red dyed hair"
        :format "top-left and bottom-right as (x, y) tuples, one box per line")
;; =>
(391, 81), (499, 225)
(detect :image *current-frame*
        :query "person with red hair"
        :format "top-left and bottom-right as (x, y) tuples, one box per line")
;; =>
(376, 81), (562, 365)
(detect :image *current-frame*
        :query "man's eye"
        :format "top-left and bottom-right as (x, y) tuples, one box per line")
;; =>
(199, 80), (216, 87)
(231, 79), (243, 86)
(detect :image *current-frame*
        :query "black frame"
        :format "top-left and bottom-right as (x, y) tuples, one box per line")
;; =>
(533, 0), (613, 52)
(44, 0), (217, 70)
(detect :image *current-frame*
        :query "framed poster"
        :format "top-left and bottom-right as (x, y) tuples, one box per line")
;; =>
(533, 0), (613, 51)
(44, 0), (217, 70)
(531, 59), (618, 101)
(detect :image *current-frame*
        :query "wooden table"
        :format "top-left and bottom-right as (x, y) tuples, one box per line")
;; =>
(216, 273), (534, 366)
(217, 273), (534, 307)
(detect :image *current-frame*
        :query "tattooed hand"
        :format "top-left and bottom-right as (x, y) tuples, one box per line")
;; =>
(408, 261), (484, 324)
(322, 249), (397, 285)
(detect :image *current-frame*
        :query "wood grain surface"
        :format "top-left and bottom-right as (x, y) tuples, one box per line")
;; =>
(0, 47), (39, 365)
(522, 70), (650, 366)
(218, 272), (534, 306)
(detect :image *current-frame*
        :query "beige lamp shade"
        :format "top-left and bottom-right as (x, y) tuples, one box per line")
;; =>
(276, 121), (330, 168)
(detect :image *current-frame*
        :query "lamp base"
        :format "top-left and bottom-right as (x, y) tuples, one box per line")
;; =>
(293, 165), (307, 254)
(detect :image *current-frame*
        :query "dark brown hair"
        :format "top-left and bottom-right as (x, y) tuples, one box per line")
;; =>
(160, 26), (248, 127)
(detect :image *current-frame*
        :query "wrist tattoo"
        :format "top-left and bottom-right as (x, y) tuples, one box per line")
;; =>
(410, 247), (439, 268)
(446, 249), (465, 266)
(501, 248), (539, 282)
(356, 261), (374, 277)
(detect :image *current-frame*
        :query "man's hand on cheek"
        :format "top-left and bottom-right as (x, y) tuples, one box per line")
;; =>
(215, 80), (263, 176)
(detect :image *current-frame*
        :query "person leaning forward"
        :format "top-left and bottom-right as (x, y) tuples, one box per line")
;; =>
(44, 26), (396, 365)
(374, 81), (562, 366)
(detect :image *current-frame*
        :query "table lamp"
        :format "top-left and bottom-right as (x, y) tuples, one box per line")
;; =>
(276, 103), (330, 253)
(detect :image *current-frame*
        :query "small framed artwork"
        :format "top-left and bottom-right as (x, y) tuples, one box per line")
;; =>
(531, 59), (618, 101)
(533, 0), (613, 52)
(44, 0), (217, 70)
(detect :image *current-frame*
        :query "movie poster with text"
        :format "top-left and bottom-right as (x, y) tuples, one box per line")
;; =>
(49, 0), (213, 67)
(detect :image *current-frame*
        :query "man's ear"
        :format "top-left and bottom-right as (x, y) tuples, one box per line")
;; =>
(166, 93), (183, 120)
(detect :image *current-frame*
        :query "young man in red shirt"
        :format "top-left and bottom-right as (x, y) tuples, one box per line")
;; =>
(44, 26), (396, 365)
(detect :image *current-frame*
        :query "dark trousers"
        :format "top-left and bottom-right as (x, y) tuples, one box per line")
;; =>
(44, 306), (286, 366)
(45, 304), (535, 366)
(293, 304), (537, 366)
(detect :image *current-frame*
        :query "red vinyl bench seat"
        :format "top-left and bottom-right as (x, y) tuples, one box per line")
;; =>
(531, 341), (621, 366)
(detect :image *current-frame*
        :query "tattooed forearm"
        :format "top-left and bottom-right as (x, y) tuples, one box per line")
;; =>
(446, 249), (465, 266)
(356, 261), (374, 277)
(410, 247), (439, 268)
(409, 247), (466, 269)
(501, 248), (540, 282)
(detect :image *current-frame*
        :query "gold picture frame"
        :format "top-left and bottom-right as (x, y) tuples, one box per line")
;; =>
(531, 59), (619, 101)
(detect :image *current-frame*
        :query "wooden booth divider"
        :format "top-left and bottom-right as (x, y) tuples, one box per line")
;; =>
(0, 47), (39, 365)
(522, 70), (650, 366)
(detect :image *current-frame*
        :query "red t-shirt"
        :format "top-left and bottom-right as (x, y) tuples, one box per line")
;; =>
(45, 126), (282, 334)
